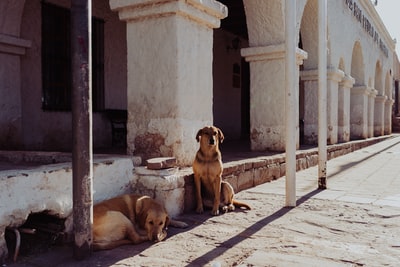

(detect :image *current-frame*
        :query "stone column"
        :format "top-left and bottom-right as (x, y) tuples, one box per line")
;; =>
(241, 44), (307, 151)
(326, 67), (344, 144)
(110, 0), (227, 165)
(0, 34), (31, 149)
(300, 67), (343, 145)
(384, 99), (394, 134)
(300, 70), (318, 145)
(374, 95), (386, 136)
(338, 74), (354, 142)
(367, 88), (377, 138)
(350, 86), (369, 139)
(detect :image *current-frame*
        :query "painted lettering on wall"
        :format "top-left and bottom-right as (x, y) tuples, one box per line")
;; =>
(344, 0), (389, 57)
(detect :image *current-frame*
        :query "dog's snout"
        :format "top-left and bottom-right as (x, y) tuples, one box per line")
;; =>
(209, 138), (215, 145)
(152, 230), (167, 242)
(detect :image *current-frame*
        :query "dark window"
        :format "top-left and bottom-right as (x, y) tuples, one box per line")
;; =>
(41, 3), (104, 111)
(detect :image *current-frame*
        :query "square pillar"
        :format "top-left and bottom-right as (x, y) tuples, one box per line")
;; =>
(110, 0), (227, 165)
(0, 34), (31, 149)
(338, 75), (354, 142)
(384, 99), (394, 134)
(368, 88), (377, 138)
(374, 95), (386, 136)
(301, 67), (344, 145)
(241, 44), (307, 151)
(350, 86), (369, 139)
(326, 67), (344, 144)
(300, 70), (318, 145)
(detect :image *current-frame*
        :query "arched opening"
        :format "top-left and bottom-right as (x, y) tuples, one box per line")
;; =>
(375, 61), (383, 95)
(350, 41), (367, 139)
(384, 71), (391, 98)
(300, 0), (318, 70)
(351, 42), (365, 86)
(213, 0), (250, 145)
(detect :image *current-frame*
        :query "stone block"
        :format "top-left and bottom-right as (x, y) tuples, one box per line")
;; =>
(280, 162), (286, 177)
(252, 159), (267, 168)
(224, 175), (238, 192)
(146, 157), (177, 170)
(132, 166), (189, 217)
(297, 158), (307, 171)
(223, 163), (239, 176)
(254, 167), (271, 186)
(307, 154), (319, 167)
(237, 170), (254, 191)
(268, 163), (281, 180)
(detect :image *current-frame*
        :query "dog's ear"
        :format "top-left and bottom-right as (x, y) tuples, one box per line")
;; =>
(135, 196), (149, 227)
(195, 129), (203, 142)
(217, 128), (224, 143)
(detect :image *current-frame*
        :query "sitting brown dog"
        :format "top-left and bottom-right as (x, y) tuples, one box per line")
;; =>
(193, 126), (251, 215)
(93, 194), (187, 250)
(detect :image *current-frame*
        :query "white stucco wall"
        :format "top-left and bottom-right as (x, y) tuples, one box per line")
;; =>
(0, 0), (397, 154)
(327, 0), (394, 92)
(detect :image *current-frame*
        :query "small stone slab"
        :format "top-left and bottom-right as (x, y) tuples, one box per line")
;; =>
(146, 157), (177, 170)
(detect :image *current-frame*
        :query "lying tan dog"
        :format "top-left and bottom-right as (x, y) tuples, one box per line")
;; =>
(193, 126), (251, 215)
(93, 194), (187, 250)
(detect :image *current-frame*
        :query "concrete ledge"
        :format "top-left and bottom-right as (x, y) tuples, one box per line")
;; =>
(0, 154), (139, 261)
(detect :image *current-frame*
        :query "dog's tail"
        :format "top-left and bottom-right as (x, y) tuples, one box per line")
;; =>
(232, 200), (251, 210)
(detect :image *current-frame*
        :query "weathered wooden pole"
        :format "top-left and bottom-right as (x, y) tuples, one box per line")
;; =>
(285, 0), (297, 207)
(318, 0), (328, 189)
(71, 0), (93, 260)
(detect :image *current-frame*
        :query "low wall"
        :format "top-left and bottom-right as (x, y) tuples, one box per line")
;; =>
(0, 153), (140, 263)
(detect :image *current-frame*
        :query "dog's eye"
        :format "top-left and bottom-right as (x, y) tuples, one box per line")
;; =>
(159, 222), (163, 226)
(149, 221), (154, 225)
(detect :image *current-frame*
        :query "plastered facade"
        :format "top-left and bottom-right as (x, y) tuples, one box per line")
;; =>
(0, 0), (400, 260)
(0, 0), (398, 163)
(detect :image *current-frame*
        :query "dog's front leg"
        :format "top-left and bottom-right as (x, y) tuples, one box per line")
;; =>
(194, 173), (204, 214)
(211, 176), (221, 216)
(127, 226), (149, 244)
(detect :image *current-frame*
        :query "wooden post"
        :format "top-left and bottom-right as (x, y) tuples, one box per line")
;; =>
(285, 0), (297, 207)
(71, 0), (93, 260)
(318, 0), (328, 189)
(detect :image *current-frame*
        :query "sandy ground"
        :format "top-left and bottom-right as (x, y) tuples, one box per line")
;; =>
(8, 189), (400, 267)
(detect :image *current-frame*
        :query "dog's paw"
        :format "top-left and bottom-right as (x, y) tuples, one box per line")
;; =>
(170, 219), (189, 228)
(222, 206), (229, 213)
(196, 206), (204, 214)
(228, 204), (235, 211)
(211, 209), (220, 216)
